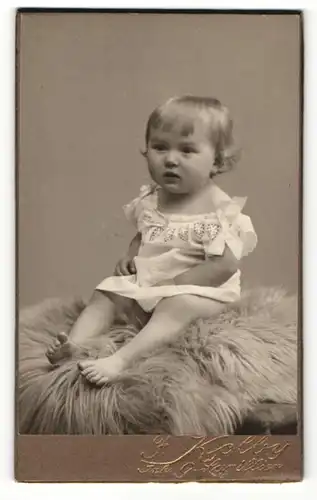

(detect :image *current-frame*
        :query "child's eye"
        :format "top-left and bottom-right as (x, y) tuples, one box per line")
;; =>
(151, 143), (168, 152)
(180, 146), (197, 154)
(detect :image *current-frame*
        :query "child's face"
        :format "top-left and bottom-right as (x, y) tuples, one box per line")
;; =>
(146, 107), (217, 195)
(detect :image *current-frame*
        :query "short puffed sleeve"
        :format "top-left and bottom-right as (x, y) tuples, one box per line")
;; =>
(122, 184), (155, 228)
(205, 197), (257, 260)
(234, 213), (258, 258)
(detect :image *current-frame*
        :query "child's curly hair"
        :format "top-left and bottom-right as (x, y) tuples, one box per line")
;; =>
(144, 95), (241, 174)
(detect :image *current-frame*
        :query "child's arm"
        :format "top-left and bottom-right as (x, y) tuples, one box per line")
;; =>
(127, 232), (142, 258)
(173, 245), (239, 287)
(114, 232), (142, 276)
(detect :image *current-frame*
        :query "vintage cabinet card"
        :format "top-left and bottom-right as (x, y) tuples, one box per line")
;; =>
(15, 9), (303, 482)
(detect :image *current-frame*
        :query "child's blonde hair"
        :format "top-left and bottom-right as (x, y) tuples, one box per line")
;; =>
(144, 95), (240, 173)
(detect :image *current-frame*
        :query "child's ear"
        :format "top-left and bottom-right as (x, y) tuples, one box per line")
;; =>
(211, 151), (233, 176)
(209, 165), (219, 177)
(210, 159), (221, 176)
(140, 148), (148, 158)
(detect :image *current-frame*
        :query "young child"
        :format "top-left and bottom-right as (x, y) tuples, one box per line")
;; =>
(46, 95), (257, 385)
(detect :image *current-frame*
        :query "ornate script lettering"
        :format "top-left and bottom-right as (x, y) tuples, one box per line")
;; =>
(137, 436), (290, 479)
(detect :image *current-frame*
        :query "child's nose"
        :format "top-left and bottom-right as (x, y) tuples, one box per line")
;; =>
(165, 151), (179, 167)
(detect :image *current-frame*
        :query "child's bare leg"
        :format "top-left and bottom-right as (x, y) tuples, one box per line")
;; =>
(46, 290), (116, 364)
(78, 295), (225, 385)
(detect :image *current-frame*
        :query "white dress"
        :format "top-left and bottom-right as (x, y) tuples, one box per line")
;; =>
(96, 182), (257, 312)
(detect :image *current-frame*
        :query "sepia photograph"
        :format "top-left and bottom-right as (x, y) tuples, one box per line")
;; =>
(16, 9), (302, 482)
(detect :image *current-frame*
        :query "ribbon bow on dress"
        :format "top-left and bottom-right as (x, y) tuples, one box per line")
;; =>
(207, 196), (255, 260)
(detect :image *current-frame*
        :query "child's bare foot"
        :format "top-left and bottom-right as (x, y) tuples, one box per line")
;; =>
(78, 354), (125, 386)
(46, 332), (88, 365)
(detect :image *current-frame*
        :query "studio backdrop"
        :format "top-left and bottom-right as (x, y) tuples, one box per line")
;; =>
(18, 13), (301, 306)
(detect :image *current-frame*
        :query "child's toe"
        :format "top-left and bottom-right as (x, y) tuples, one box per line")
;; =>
(96, 376), (108, 386)
(80, 367), (90, 376)
(57, 332), (68, 344)
(84, 367), (96, 376)
(91, 374), (106, 385)
(78, 361), (93, 370)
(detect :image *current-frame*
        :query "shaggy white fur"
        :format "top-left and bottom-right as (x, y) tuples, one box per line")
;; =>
(18, 287), (298, 435)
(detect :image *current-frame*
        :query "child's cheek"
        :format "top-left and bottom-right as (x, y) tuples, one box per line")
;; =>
(147, 163), (158, 181)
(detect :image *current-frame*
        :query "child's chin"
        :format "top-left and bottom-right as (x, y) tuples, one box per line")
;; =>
(164, 184), (187, 194)
(156, 177), (188, 194)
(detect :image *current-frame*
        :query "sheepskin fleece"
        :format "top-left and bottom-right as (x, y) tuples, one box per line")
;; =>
(18, 287), (297, 435)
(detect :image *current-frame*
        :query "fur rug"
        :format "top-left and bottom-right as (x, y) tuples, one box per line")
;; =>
(18, 287), (297, 435)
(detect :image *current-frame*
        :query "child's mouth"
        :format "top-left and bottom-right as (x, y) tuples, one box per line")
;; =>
(163, 172), (181, 179)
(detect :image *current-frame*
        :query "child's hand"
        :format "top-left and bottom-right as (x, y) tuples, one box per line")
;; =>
(114, 256), (136, 276)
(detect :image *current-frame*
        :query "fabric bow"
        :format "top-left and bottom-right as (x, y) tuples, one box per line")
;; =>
(209, 196), (247, 260)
